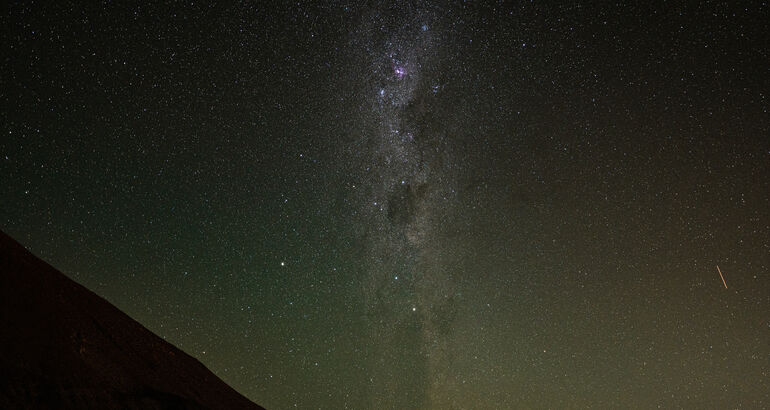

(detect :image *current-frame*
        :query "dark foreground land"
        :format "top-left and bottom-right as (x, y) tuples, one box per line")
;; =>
(0, 230), (265, 410)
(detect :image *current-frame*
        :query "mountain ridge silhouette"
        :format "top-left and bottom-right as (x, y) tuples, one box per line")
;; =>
(0, 230), (266, 410)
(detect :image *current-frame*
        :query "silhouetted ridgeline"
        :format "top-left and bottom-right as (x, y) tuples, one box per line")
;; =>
(0, 230), (265, 410)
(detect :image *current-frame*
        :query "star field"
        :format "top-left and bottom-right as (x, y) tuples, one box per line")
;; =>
(1, 1), (768, 409)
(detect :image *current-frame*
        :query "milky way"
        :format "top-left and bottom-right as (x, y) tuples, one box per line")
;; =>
(345, 6), (463, 407)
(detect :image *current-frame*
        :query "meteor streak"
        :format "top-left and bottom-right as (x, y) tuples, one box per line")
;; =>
(716, 265), (727, 289)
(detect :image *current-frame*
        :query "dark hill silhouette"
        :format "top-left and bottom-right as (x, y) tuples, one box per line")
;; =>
(0, 230), (265, 410)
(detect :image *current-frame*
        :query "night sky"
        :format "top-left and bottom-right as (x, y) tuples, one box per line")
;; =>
(2, 1), (769, 409)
